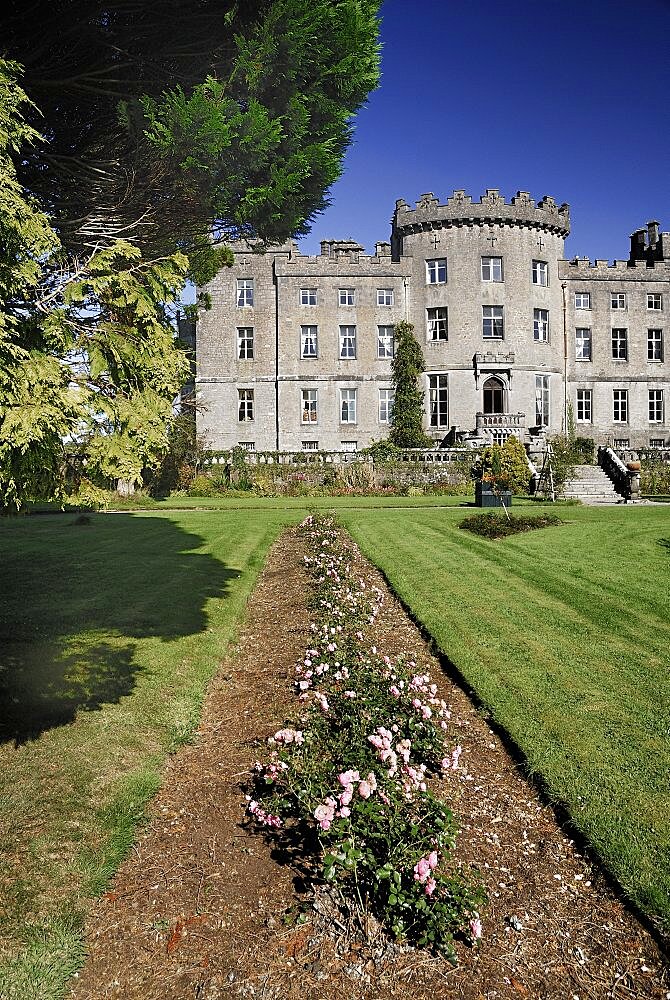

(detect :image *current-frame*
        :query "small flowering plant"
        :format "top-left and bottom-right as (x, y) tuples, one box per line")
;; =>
(246, 515), (485, 960)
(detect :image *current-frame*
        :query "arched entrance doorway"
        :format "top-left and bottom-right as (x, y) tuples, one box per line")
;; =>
(483, 375), (505, 414)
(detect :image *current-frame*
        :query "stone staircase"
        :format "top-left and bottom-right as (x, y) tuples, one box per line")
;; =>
(559, 464), (623, 504)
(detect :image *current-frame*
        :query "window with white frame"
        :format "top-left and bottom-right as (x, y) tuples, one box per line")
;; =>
(575, 328), (592, 360)
(238, 388), (254, 421)
(301, 325), (318, 359)
(339, 325), (356, 359)
(482, 305), (504, 339)
(481, 256), (503, 282)
(340, 389), (357, 423)
(649, 438), (665, 447)
(302, 440), (319, 451)
(611, 292), (627, 310)
(427, 306), (448, 341)
(575, 292), (591, 309)
(612, 328), (628, 360)
(649, 389), (664, 423)
(378, 388), (394, 424)
(377, 325), (394, 358)
(533, 308), (549, 342)
(339, 287), (355, 306)
(532, 260), (548, 286)
(237, 326), (254, 359)
(236, 278), (254, 307)
(377, 288), (394, 306)
(535, 374), (550, 426)
(613, 437), (629, 448)
(301, 388), (318, 423)
(300, 287), (317, 306)
(647, 292), (663, 310)
(425, 258), (447, 284)
(340, 440), (358, 452)
(428, 374), (448, 427)
(648, 328), (663, 362)
(237, 441), (255, 452)
(576, 389), (592, 423)
(613, 389), (628, 422)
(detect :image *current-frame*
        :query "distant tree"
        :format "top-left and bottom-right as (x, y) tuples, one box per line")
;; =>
(389, 322), (433, 449)
(2, 0), (382, 276)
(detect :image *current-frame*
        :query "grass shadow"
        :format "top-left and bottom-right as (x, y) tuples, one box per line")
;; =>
(0, 513), (238, 745)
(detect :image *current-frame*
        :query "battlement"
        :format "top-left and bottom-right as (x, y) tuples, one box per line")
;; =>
(393, 188), (570, 237)
(559, 256), (670, 280)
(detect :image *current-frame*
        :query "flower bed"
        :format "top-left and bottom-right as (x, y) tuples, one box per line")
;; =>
(247, 515), (484, 960)
(459, 511), (563, 539)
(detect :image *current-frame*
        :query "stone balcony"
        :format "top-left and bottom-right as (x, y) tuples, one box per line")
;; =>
(475, 412), (526, 444)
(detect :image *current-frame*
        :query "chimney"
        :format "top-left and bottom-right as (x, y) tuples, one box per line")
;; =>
(630, 228), (647, 261)
(647, 220), (660, 246)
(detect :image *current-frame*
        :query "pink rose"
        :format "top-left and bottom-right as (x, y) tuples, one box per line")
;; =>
(425, 878), (437, 896)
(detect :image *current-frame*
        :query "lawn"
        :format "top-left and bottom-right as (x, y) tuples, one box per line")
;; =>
(340, 503), (670, 932)
(1, 500), (668, 998)
(0, 509), (300, 999)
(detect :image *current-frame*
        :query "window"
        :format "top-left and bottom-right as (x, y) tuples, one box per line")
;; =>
(429, 374), (448, 427)
(339, 325), (356, 359)
(426, 258), (447, 284)
(575, 328), (592, 360)
(237, 327), (254, 360)
(300, 287), (317, 306)
(648, 293), (663, 310)
(575, 292), (591, 309)
(649, 389), (664, 423)
(613, 437), (629, 448)
(481, 256), (503, 282)
(340, 440), (358, 452)
(532, 260), (548, 286)
(302, 440), (319, 451)
(612, 328), (628, 360)
(301, 325), (318, 359)
(611, 292), (627, 310)
(427, 306), (448, 341)
(377, 325), (394, 359)
(236, 278), (254, 307)
(377, 288), (394, 306)
(339, 287), (355, 306)
(576, 389), (592, 423)
(649, 438), (666, 447)
(379, 388), (394, 424)
(482, 305), (504, 339)
(613, 389), (628, 423)
(301, 389), (318, 423)
(648, 328), (663, 362)
(533, 308), (549, 342)
(483, 376), (504, 414)
(535, 375), (550, 426)
(340, 389), (357, 423)
(237, 441), (255, 452)
(238, 388), (254, 421)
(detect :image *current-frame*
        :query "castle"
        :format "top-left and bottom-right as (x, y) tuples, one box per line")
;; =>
(194, 189), (669, 453)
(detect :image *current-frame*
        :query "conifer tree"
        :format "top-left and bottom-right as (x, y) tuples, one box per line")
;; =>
(389, 321), (433, 449)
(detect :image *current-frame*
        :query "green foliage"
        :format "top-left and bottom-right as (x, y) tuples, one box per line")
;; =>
(572, 436), (595, 464)
(389, 322), (433, 449)
(548, 434), (581, 489)
(459, 511), (563, 539)
(640, 454), (670, 495)
(476, 437), (530, 494)
(4, 1), (382, 260)
(362, 439), (403, 460)
(145, 409), (206, 497)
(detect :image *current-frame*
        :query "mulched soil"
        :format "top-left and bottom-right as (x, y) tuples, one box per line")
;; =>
(70, 526), (669, 1000)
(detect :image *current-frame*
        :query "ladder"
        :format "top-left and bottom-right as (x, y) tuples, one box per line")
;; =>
(537, 446), (556, 501)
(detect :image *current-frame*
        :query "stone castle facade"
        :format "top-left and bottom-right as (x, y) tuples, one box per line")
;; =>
(194, 188), (670, 453)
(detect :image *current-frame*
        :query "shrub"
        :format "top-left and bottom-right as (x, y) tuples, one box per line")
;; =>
(459, 511), (563, 539)
(247, 516), (484, 959)
(640, 454), (670, 495)
(476, 437), (530, 495)
(187, 474), (219, 497)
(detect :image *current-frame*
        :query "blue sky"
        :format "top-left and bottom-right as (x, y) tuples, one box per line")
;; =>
(298, 0), (670, 262)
